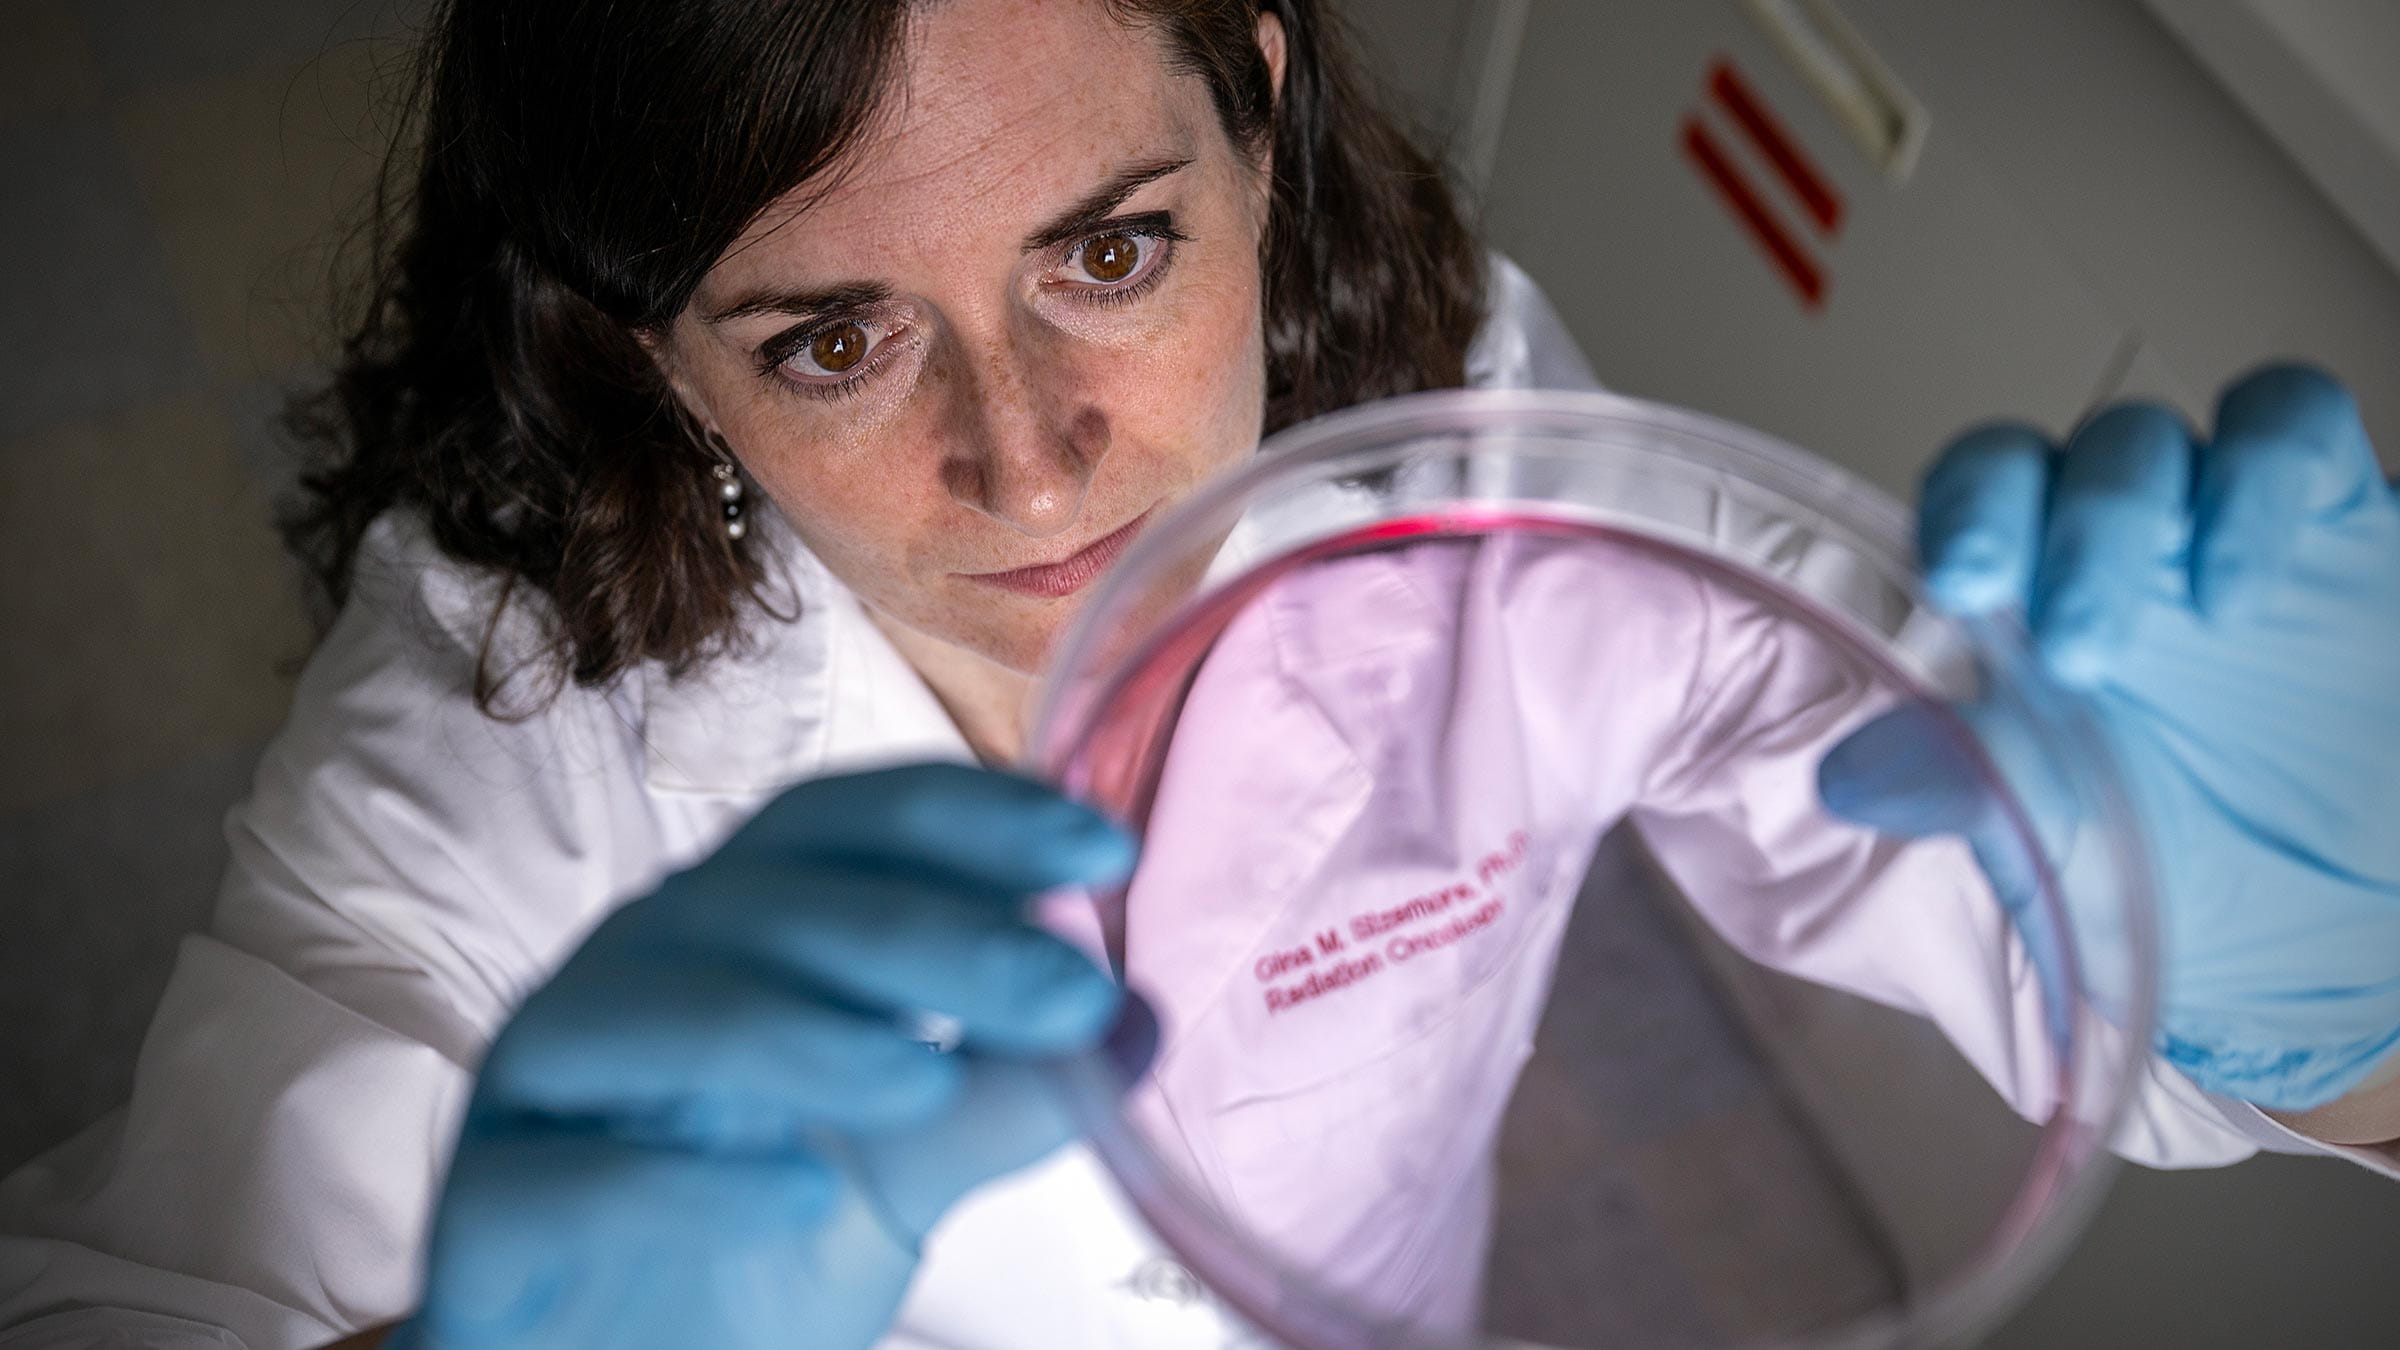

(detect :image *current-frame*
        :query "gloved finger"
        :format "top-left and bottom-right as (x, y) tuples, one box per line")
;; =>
(1818, 696), (2082, 905)
(1917, 422), (2053, 615)
(2192, 364), (2386, 619)
(844, 1055), (1088, 1247)
(1817, 699), (2076, 1027)
(721, 762), (1137, 895)
(2033, 403), (2195, 684)
(472, 957), (963, 1139)
(625, 864), (1122, 1054)
(1100, 984), (1162, 1085)
(1816, 698), (1994, 837)
(411, 1130), (840, 1347)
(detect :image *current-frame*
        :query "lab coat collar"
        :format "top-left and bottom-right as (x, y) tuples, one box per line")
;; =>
(637, 506), (970, 796)
(634, 483), (1394, 800)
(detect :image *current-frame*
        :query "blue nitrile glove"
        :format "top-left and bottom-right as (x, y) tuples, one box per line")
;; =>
(1819, 365), (2400, 1112)
(388, 763), (1144, 1350)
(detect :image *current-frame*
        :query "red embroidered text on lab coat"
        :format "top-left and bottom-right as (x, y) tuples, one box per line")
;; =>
(1253, 831), (1530, 1015)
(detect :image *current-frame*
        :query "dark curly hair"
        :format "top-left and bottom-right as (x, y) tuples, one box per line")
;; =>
(284, 0), (1486, 712)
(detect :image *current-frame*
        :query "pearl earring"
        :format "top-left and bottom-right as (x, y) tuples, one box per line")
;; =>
(707, 437), (746, 541)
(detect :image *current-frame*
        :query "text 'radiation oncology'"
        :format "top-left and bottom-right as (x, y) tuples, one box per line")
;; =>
(1251, 830), (1530, 1015)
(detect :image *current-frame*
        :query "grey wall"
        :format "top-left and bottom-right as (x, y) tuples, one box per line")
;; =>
(2144, 0), (2400, 278)
(1, 0), (411, 1173)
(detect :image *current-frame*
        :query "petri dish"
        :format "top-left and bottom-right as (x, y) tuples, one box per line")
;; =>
(1025, 389), (2158, 1350)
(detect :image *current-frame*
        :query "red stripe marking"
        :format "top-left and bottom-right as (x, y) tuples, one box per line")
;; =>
(1710, 60), (1844, 235)
(1680, 117), (1826, 308)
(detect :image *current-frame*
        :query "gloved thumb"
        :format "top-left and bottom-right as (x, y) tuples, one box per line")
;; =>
(1820, 698), (2086, 1035)
(1819, 695), (2082, 908)
(1817, 699), (1993, 839)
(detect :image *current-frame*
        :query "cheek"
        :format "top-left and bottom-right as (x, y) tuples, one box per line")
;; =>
(1095, 263), (1269, 480)
(760, 451), (942, 586)
(689, 356), (941, 572)
(716, 408), (939, 591)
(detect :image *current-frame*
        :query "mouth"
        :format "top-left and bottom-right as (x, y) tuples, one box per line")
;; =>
(963, 509), (1152, 599)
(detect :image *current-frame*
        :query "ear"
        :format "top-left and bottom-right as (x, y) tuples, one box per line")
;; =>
(1256, 8), (1287, 104)
(637, 325), (723, 445)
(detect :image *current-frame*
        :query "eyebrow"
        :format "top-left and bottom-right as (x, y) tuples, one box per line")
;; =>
(699, 279), (893, 327)
(698, 154), (1198, 327)
(1021, 155), (1197, 252)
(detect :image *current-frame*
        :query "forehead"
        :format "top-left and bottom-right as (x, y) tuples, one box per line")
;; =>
(703, 0), (1213, 287)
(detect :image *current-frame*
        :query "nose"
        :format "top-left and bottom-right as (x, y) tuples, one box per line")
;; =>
(937, 329), (1109, 539)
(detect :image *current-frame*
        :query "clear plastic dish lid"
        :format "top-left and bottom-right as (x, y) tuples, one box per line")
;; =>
(1026, 390), (2158, 1350)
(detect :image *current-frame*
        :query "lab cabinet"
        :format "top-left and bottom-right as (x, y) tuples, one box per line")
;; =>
(1459, 0), (2400, 491)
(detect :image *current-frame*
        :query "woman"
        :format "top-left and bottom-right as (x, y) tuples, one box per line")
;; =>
(2, 1), (2395, 1347)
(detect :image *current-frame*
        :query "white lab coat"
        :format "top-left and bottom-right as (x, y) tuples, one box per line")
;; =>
(0, 259), (2388, 1350)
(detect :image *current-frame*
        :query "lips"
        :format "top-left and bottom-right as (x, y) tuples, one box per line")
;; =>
(964, 510), (1150, 599)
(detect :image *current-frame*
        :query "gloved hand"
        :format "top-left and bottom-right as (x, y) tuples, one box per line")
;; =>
(1819, 364), (2400, 1112)
(389, 763), (1142, 1350)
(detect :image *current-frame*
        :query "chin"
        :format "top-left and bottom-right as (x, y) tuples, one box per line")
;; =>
(995, 617), (1074, 677)
(940, 606), (1073, 679)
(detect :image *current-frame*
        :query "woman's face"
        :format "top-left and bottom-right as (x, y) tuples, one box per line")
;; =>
(655, 0), (1282, 677)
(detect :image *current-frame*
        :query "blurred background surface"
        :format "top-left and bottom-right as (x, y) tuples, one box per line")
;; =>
(1, 1), (2395, 1345)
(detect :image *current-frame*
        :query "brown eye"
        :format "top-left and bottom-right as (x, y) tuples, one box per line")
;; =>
(1081, 234), (1141, 283)
(810, 322), (869, 373)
